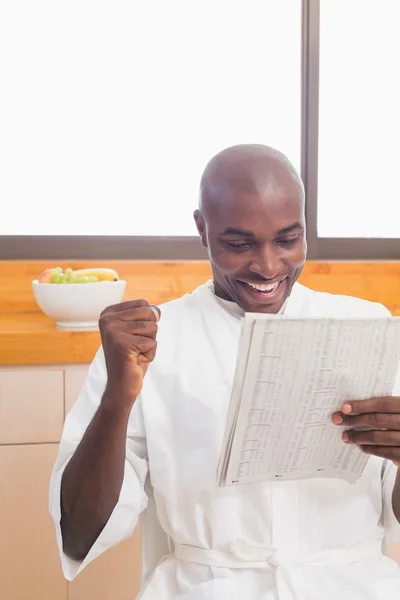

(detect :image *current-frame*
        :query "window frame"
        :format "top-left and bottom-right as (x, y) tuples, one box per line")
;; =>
(303, 0), (400, 260)
(1, 0), (398, 260)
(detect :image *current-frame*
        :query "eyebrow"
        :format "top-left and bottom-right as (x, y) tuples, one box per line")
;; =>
(221, 227), (253, 236)
(277, 222), (303, 235)
(220, 222), (303, 237)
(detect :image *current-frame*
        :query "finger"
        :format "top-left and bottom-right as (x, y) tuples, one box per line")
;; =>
(150, 305), (161, 322)
(331, 412), (345, 425)
(101, 298), (151, 315)
(102, 306), (158, 324)
(117, 307), (159, 324)
(115, 331), (157, 361)
(119, 320), (158, 337)
(358, 445), (400, 462)
(332, 412), (400, 430)
(102, 321), (157, 345)
(343, 429), (400, 446)
(133, 335), (158, 363)
(340, 397), (400, 416)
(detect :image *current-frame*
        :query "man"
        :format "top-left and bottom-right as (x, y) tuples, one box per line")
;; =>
(50, 144), (400, 599)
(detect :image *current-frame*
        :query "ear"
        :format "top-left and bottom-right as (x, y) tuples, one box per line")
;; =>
(193, 210), (208, 248)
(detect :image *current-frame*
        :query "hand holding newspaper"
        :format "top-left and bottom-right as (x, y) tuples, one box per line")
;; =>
(218, 316), (400, 486)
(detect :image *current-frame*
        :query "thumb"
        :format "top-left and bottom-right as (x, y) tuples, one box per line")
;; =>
(150, 305), (161, 322)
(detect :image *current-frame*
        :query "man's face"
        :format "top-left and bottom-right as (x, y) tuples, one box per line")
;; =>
(195, 181), (307, 314)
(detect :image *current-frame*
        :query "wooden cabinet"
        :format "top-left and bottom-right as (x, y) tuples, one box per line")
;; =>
(0, 444), (67, 600)
(68, 530), (141, 600)
(64, 366), (88, 415)
(64, 366), (142, 600)
(0, 364), (400, 600)
(387, 540), (400, 563)
(0, 369), (64, 444)
(0, 364), (142, 600)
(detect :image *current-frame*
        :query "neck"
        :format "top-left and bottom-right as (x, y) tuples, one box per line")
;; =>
(213, 281), (234, 303)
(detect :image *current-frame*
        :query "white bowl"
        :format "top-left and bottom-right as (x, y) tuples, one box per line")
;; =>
(32, 280), (126, 330)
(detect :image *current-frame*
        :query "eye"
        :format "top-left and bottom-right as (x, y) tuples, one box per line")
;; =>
(276, 236), (299, 247)
(225, 241), (252, 251)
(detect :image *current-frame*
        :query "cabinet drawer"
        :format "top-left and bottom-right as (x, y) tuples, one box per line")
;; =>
(0, 444), (67, 600)
(0, 369), (64, 444)
(68, 529), (141, 600)
(64, 367), (89, 416)
(386, 540), (400, 565)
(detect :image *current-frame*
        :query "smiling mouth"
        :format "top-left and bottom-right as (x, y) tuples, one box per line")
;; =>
(238, 278), (286, 296)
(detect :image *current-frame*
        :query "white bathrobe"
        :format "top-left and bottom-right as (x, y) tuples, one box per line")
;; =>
(49, 281), (400, 600)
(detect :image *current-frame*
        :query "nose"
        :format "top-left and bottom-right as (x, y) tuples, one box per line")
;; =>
(248, 244), (283, 279)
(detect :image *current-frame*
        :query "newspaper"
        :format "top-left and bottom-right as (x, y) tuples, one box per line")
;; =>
(218, 316), (400, 486)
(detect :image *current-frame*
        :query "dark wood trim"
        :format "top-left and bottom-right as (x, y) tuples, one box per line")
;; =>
(301, 0), (320, 259)
(317, 238), (400, 260)
(0, 236), (208, 260)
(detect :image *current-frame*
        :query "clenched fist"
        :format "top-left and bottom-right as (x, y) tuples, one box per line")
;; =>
(99, 299), (160, 409)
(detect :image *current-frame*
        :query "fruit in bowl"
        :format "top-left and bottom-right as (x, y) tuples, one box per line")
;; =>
(32, 267), (126, 330)
(38, 266), (119, 284)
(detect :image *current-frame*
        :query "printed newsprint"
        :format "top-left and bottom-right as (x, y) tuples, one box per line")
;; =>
(218, 316), (400, 486)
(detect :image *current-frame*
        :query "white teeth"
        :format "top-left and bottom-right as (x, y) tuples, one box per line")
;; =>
(245, 281), (280, 292)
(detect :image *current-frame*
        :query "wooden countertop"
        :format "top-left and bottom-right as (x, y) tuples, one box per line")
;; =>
(1, 260), (399, 366)
(0, 312), (101, 365)
(0, 261), (213, 366)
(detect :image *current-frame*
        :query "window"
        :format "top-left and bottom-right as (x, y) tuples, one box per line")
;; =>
(3, 0), (398, 259)
(313, 0), (400, 257)
(0, 1), (301, 246)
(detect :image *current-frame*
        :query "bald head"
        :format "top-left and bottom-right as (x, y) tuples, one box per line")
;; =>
(194, 144), (307, 314)
(199, 143), (304, 213)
